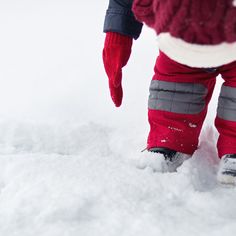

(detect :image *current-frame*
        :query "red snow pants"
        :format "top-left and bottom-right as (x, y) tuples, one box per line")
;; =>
(148, 51), (236, 157)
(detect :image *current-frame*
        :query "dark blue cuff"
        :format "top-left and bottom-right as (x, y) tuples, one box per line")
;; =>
(103, 8), (143, 39)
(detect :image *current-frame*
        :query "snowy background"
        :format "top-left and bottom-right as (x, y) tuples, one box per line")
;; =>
(0, 1), (236, 236)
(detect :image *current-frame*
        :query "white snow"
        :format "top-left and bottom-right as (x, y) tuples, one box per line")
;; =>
(189, 123), (197, 128)
(0, 1), (235, 236)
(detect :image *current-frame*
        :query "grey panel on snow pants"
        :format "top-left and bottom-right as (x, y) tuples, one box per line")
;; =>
(217, 85), (236, 121)
(148, 80), (208, 114)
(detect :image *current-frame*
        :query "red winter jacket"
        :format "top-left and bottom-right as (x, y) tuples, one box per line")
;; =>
(132, 0), (236, 68)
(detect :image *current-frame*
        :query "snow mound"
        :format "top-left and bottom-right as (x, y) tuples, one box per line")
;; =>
(0, 123), (236, 236)
(0, 121), (111, 156)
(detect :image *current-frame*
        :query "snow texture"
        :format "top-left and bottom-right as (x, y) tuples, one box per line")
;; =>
(0, 1), (235, 236)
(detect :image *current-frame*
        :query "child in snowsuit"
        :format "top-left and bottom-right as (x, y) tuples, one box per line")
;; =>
(102, 0), (236, 185)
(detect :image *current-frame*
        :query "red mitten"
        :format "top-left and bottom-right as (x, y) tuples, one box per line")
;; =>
(103, 32), (133, 107)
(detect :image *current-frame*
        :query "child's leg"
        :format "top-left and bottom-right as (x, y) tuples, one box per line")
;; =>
(215, 61), (236, 157)
(148, 51), (217, 155)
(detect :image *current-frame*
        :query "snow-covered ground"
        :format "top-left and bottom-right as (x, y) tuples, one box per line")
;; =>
(0, 1), (235, 236)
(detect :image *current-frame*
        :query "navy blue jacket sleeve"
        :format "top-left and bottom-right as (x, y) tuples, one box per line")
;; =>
(103, 0), (143, 39)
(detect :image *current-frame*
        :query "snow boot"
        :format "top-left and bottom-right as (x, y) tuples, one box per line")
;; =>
(217, 154), (236, 186)
(148, 147), (191, 172)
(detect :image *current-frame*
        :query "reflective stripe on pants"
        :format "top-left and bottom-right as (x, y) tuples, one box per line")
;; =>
(149, 80), (207, 114)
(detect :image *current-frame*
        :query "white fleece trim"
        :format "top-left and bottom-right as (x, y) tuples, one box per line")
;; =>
(158, 33), (236, 68)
